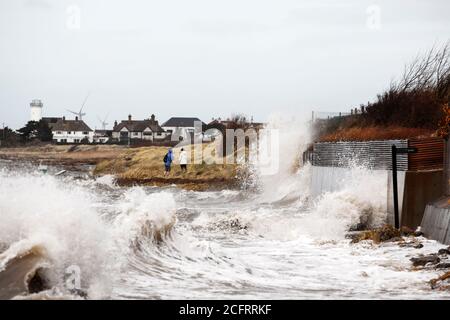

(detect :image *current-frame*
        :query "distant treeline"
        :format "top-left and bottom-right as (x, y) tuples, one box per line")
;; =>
(315, 42), (450, 141)
(0, 120), (53, 147)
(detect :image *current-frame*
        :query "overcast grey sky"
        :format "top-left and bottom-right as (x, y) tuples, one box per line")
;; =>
(0, 0), (449, 129)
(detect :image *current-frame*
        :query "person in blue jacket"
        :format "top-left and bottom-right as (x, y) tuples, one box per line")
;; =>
(163, 148), (174, 176)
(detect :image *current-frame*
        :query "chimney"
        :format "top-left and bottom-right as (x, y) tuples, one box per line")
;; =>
(114, 120), (118, 128)
(75, 116), (79, 121)
(62, 116), (66, 122)
(128, 114), (132, 122)
(151, 114), (155, 122)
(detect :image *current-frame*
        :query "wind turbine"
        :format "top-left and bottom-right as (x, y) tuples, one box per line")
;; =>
(97, 113), (109, 130)
(67, 92), (90, 120)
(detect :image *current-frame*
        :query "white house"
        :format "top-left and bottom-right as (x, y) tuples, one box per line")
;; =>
(51, 116), (94, 143)
(93, 130), (111, 143)
(112, 114), (169, 143)
(161, 117), (205, 142)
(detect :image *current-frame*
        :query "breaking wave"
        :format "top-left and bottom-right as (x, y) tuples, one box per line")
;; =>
(0, 170), (177, 299)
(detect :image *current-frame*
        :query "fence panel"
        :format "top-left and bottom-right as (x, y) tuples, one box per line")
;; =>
(408, 137), (444, 171)
(312, 140), (408, 170)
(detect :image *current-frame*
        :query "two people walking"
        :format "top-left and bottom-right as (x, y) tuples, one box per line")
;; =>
(164, 148), (188, 176)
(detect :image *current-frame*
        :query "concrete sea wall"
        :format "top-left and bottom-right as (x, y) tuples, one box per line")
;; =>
(311, 166), (403, 225)
(421, 198), (450, 245)
(311, 165), (443, 229)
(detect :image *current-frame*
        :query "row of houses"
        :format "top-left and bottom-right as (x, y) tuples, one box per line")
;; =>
(41, 114), (205, 144)
(24, 99), (264, 145)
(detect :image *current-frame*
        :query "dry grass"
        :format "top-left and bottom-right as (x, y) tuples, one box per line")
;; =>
(319, 126), (434, 142)
(93, 144), (240, 189)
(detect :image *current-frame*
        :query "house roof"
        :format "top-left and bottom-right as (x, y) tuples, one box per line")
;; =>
(42, 117), (63, 130)
(162, 117), (205, 127)
(113, 120), (165, 133)
(42, 117), (62, 123)
(51, 119), (92, 132)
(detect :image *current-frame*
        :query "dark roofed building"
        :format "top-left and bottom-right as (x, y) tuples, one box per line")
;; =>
(162, 117), (206, 128)
(52, 117), (92, 132)
(112, 114), (169, 142)
(161, 117), (205, 142)
(51, 116), (93, 143)
(42, 117), (63, 130)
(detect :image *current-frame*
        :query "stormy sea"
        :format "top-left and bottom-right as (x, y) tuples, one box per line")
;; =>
(0, 122), (449, 299)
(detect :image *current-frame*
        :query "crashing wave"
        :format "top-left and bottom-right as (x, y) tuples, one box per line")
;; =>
(0, 171), (178, 299)
(0, 241), (52, 299)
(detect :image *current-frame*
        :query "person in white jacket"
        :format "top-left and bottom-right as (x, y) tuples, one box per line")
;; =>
(179, 148), (188, 172)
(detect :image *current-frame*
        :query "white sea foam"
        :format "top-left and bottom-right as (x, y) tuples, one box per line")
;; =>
(0, 115), (449, 299)
(0, 170), (178, 299)
(113, 187), (177, 245)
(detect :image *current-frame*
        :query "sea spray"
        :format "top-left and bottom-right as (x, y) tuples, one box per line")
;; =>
(303, 165), (388, 240)
(113, 187), (177, 245)
(0, 170), (178, 298)
(254, 114), (312, 204)
(239, 114), (389, 240)
(0, 170), (117, 298)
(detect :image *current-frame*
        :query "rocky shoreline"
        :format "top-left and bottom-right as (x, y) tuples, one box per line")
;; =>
(349, 224), (450, 291)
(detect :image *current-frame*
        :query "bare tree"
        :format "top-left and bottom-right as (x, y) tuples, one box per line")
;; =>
(394, 42), (450, 98)
(227, 113), (250, 130)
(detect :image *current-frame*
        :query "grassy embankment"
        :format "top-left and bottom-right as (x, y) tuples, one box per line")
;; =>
(93, 143), (240, 190)
(318, 125), (435, 142)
